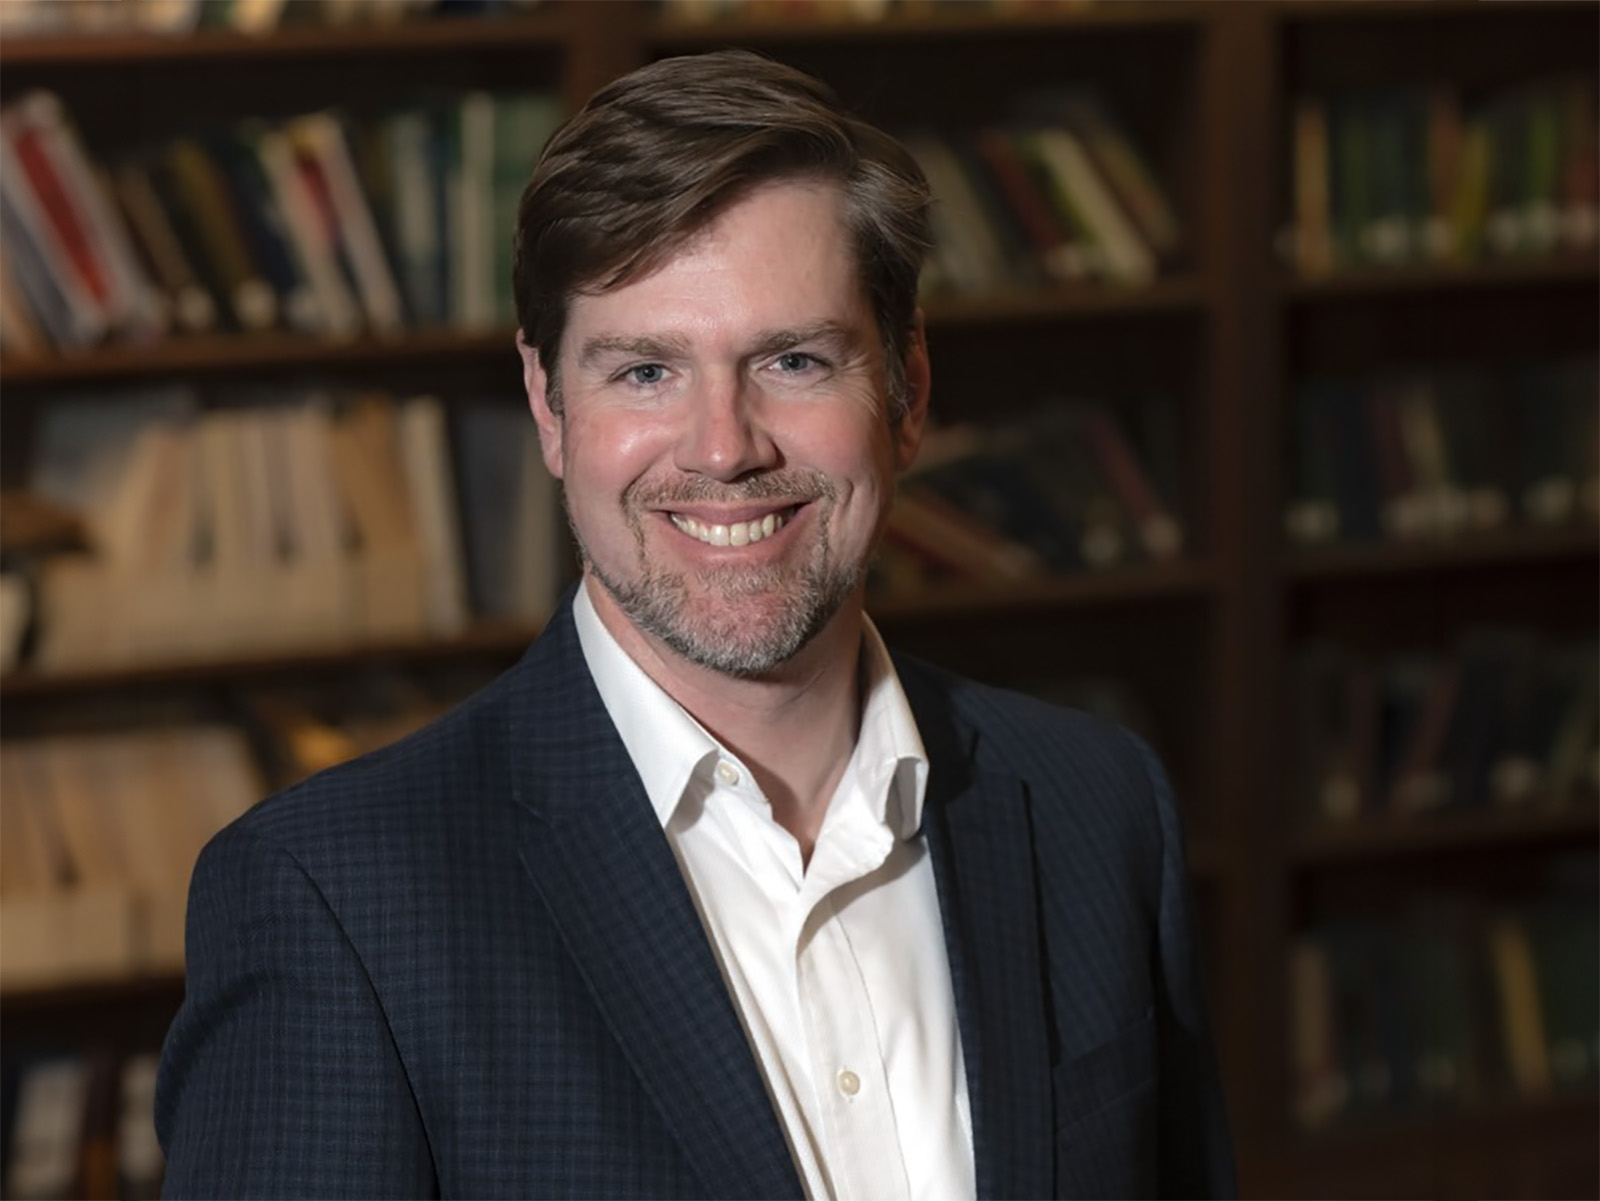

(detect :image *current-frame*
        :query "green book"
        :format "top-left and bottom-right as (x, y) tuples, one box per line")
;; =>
(1524, 903), (1600, 1090)
(491, 92), (562, 326)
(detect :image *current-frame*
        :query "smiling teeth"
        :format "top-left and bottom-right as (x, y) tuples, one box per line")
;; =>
(671, 511), (784, 546)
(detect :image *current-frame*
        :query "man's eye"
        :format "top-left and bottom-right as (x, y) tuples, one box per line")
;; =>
(774, 352), (820, 373)
(624, 363), (667, 386)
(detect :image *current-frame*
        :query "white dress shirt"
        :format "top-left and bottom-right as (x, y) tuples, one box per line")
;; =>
(573, 583), (975, 1201)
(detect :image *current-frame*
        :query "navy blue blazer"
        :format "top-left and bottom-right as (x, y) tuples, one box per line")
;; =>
(156, 594), (1235, 1199)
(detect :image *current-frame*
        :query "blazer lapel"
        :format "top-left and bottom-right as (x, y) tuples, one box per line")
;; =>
(505, 602), (803, 1200)
(904, 665), (1054, 1201)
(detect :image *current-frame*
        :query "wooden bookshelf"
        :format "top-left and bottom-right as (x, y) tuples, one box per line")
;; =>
(0, 3), (1595, 1200)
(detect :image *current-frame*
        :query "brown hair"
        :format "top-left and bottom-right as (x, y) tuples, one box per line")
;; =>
(512, 49), (931, 412)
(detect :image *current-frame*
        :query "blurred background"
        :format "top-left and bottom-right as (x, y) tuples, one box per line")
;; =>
(0, 0), (1594, 1197)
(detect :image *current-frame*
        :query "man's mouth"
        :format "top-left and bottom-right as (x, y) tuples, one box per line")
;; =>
(667, 504), (800, 547)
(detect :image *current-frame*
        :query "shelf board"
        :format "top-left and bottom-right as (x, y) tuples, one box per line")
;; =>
(870, 559), (1215, 622)
(1293, 802), (1599, 865)
(1278, 256), (1600, 302)
(0, 622), (541, 699)
(1271, 0), (1586, 23)
(1282, 1091), (1600, 1156)
(922, 277), (1206, 325)
(0, 12), (568, 69)
(0, 969), (185, 1013)
(0, 282), (1206, 387)
(1287, 525), (1598, 582)
(0, 326), (519, 388)
(648, 1), (1205, 46)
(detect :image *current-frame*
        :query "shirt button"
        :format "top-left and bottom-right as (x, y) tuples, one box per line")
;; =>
(836, 1069), (860, 1097)
(715, 760), (741, 787)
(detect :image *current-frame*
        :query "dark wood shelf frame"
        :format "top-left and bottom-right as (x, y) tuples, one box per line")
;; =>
(1287, 526), (1600, 582)
(1, 4), (1596, 1199)
(0, 10), (569, 68)
(0, 281), (1207, 388)
(871, 560), (1216, 622)
(0, 623), (541, 699)
(1293, 804), (1600, 865)
(647, 0), (1205, 46)
(1279, 257), (1600, 302)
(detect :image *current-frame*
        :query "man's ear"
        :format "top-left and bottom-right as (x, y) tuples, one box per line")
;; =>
(893, 310), (932, 473)
(518, 331), (564, 480)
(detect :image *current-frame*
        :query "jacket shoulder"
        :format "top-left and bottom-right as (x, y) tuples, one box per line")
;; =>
(225, 663), (524, 877)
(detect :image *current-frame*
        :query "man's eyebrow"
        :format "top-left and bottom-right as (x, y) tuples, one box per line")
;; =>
(747, 321), (862, 360)
(577, 333), (693, 369)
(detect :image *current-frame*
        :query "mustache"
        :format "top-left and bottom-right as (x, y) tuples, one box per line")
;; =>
(627, 469), (835, 509)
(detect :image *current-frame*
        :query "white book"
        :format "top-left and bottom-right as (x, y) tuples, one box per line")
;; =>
(1032, 127), (1156, 285)
(280, 400), (350, 567)
(119, 1055), (165, 1198)
(0, 107), (110, 347)
(180, 725), (265, 833)
(4, 1060), (92, 1201)
(909, 136), (1010, 291)
(257, 129), (363, 339)
(293, 113), (405, 336)
(451, 92), (497, 330)
(232, 407), (282, 569)
(30, 389), (196, 547)
(0, 573), (29, 676)
(197, 413), (252, 576)
(398, 396), (470, 636)
(96, 420), (182, 568)
(14, 91), (166, 338)
(385, 109), (443, 327)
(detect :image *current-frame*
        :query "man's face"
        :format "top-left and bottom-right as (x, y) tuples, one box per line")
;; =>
(523, 180), (928, 678)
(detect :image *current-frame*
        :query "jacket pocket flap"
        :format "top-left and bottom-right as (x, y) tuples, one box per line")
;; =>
(1051, 1009), (1156, 1131)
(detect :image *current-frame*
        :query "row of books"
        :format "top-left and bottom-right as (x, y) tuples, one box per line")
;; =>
(1290, 894), (1599, 1130)
(0, 726), (260, 993)
(1289, 630), (1598, 826)
(659, 0), (1104, 22)
(1285, 75), (1599, 277)
(11, 387), (560, 676)
(876, 395), (1184, 589)
(905, 96), (1181, 292)
(1285, 357), (1599, 547)
(0, 0), (546, 38)
(3, 1053), (161, 1201)
(0, 88), (562, 355)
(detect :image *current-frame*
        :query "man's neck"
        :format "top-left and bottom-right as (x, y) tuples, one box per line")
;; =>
(584, 576), (863, 858)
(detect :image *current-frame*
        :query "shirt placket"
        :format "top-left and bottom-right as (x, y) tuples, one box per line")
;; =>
(792, 833), (911, 1201)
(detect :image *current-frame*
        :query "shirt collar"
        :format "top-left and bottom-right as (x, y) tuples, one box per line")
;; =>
(572, 581), (928, 840)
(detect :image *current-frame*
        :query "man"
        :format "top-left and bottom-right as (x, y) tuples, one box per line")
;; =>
(157, 50), (1234, 1200)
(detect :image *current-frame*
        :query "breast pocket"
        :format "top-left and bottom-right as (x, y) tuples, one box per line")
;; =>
(1050, 1010), (1158, 1199)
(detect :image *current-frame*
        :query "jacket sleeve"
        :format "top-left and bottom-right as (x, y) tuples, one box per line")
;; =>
(155, 822), (437, 1199)
(1132, 731), (1238, 1199)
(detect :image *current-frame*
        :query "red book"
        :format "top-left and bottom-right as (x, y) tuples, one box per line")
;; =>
(974, 130), (1074, 283)
(6, 117), (111, 311)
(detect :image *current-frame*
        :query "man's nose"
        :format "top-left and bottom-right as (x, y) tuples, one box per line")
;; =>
(674, 374), (778, 481)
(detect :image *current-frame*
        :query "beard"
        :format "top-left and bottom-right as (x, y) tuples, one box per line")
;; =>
(569, 469), (863, 678)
